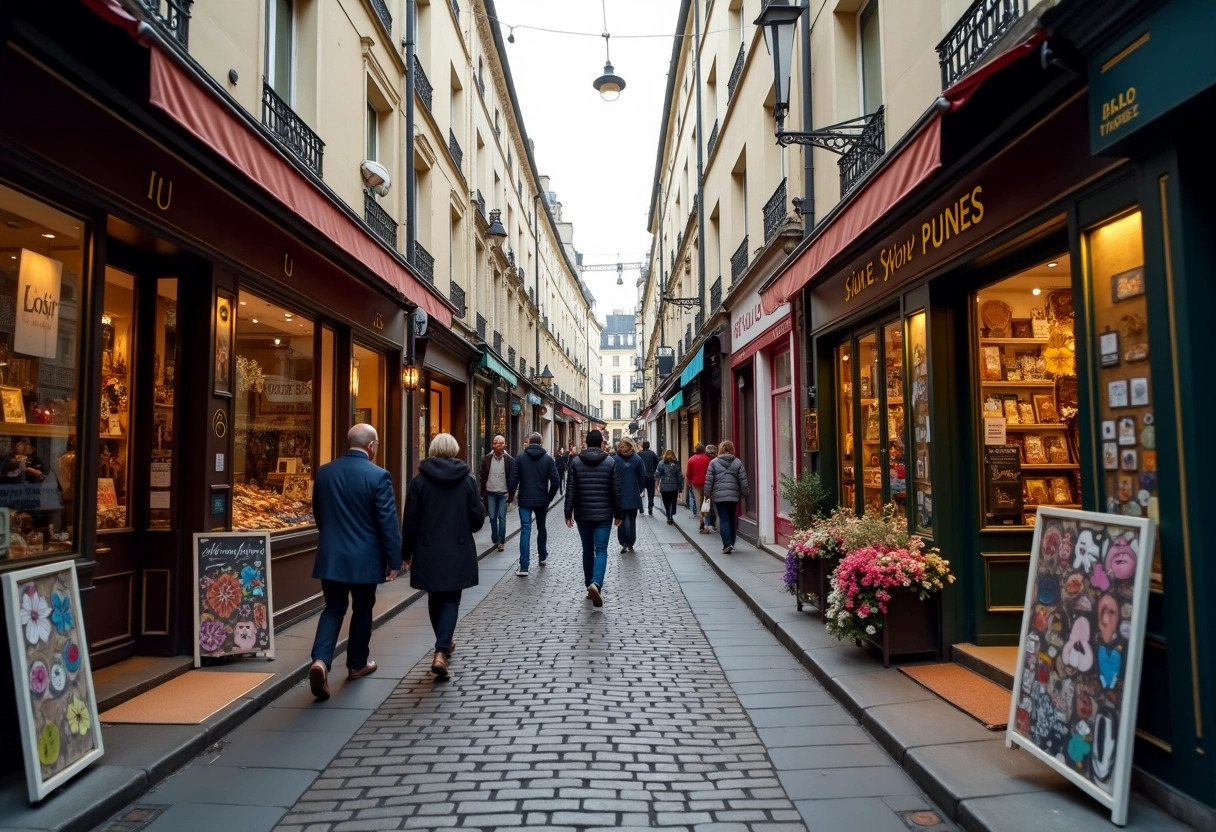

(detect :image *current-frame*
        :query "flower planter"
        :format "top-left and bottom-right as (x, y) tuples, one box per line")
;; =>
(795, 556), (828, 616)
(863, 590), (939, 668)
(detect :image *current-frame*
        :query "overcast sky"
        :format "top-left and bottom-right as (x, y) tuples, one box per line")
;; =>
(491, 0), (681, 322)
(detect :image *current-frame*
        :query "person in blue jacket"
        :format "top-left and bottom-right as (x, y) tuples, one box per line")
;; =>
(308, 424), (402, 701)
(614, 437), (646, 553)
(507, 432), (561, 576)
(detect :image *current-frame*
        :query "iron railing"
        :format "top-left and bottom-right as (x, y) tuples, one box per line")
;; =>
(519, 357), (527, 375)
(413, 56), (433, 111)
(474, 189), (486, 219)
(493, 330), (503, 353)
(685, 323), (693, 348)
(710, 277), (722, 310)
(363, 191), (397, 249)
(450, 0), (460, 16)
(476, 313), (487, 340)
(695, 311), (704, 333)
(763, 178), (788, 243)
(137, 0), (192, 49)
(262, 82), (325, 177)
(413, 241), (435, 284)
(727, 42), (745, 101)
(449, 281), (467, 318)
(449, 129), (463, 170)
(508, 346), (516, 367)
(731, 235), (750, 282)
(368, 0), (392, 35)
(528, 287), (535, 306)
(937, 0), (1029, 88)
(707, 118), (720, 158)
(839, 107), (885, 194)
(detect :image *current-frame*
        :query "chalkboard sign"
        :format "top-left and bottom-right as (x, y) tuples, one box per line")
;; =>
(192, 532), (275, 665)
(1006, 508), (1155, 826)
(984, 444), (1023, 524)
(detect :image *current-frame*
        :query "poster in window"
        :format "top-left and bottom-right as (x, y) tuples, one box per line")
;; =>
(193, 532), (275, 665)
(14, 250), (63, 359)
(1007, 508), (1155, 826)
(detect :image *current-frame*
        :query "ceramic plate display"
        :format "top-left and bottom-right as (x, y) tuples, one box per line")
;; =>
(981, 299), (1013, 336)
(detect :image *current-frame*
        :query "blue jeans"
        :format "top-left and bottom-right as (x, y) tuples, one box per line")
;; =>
(577, 522), (612, 589)
(517, 505), (549, 569)
(311, 580), (377, 671)
(486, 492), (508, 544)
(427, 590), (462, 655)
(716, 501), (738, 548)
(617, 509), (638, 547)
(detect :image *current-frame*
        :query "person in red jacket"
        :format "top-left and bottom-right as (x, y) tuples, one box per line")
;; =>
(685, 444), (711, 532)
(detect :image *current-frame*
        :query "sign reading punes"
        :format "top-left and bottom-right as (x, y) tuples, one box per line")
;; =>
(15, 249), (62, 359)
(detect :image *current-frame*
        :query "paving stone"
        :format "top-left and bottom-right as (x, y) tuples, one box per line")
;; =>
(142, 764), (317, 807)
(904, 740), (1071, 814)
(778, 765), (923, 800)
(862, 700), (996, 763)
(141, 802), (286, 832)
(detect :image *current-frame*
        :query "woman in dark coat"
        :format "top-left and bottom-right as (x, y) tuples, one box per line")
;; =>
(401, 433), (485, 679)
(654, 448), (684, 525)
(614, 437), (646, 553)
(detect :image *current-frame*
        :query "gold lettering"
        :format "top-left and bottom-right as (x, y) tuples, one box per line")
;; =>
(147, 171), (173, 211)
(945, 202), (959, 240)
(283, 254), (294, 277)
(959, 194), (971, 231)
(921, 221), (932, 255)
(971, 186), (984, 224)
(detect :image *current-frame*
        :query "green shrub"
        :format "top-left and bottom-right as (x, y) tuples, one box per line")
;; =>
(780, 470), (829, 530)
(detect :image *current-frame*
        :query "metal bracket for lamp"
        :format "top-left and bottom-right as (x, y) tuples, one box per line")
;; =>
(664, 296), (702, 310)
(774, 110), (881, 155)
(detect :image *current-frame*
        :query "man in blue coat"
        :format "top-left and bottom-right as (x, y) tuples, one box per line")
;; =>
(507, 432), (561, 576)
(308, 424), (402, 701)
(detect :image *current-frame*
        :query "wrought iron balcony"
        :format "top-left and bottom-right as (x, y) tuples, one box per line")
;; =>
(477, 74), (486, 98)
(695, 311), (704, 333)
(938, 0), (1029, 88)
(731, 235), (750, 282)
(413, 240), (435, 285)
(137, 0), (192, 49)
(262, 82), (325, 177)
(474, 189), (486, 220)
(449, 281), (467, 317)
(685, 323), (693, 347)
(528, 287), (535, 306)
(413, 56), (433, 112)
(763, 178), (788, 243)
(727, 42), (745, 101)
(493, 330), (503, 353)
(368, 0), (392, 35)
(449, 129), (463, 170)
(839, 107), (885, 194)
(710, 277), (722, 311)
(508, 346), (516, 366)
(363, 191), (397, 249)
(707, 118), (720, 158)
(519, 357), (527, 375)
(476, 313), (487, 340)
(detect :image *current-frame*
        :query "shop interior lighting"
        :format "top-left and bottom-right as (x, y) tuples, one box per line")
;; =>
(1032, 288), (1042, 296)
(40, 232), (55, 238)
(1047, 261), (1059, 267)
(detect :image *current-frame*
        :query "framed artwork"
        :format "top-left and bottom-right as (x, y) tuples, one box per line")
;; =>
(3, 561), (105, 802)
(1099, 330), (1120, 368)
(1, 386), (26, 423)
(282, 475), (312, 502)
(213, 291), (234, 397)
(1129, 377), (1149, 407)
(1023, 435), (1048, 465)
(1048, 477), (1072, 505)
(194, 532), (275, 664)
(1016, 401), (1036, 425)
(1032, 393), (1059, 424)
(1025, 478), (1049, 505)
(983, 394), (1003, 418)
(1011, 319), (1033, 339)
(1108, 379), (1129, 409)
(353, 407), (372, 426)
(1007, 508), (1156, 825)
(1044, 436), (1070, 464)
(1110, 266), (1146, 302)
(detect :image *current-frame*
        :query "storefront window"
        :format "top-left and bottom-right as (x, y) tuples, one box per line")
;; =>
(233, 292), (316, 531)
(908, 311), (932, 535)
(859, 332), (882, 515)
(424, 379), (452, 458)
(97, 268), (133, 531)
(773, 349), (794, 521)
(883, 321), (906, 515)
(836, 342), (854, 508)
(148, 278), (177, 529)
(352, 342), (384, 443)
(0, 184), (84, 558)
(976, 255), (1079, 528)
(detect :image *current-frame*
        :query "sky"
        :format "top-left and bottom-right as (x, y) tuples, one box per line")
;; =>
(491, 0), (681, 322)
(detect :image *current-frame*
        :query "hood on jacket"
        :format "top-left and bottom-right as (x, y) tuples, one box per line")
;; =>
(578, 448), (609, 466)
(523, 444), (549, 460)
(419, 457), (472, 486)
(714, 453), (738, 466)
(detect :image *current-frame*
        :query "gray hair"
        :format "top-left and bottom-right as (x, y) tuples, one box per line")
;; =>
(348, 423), (378, 449)
(528, 432), (543, 445)
(705, 444), (717, 455)
(428, 433), (461, 458)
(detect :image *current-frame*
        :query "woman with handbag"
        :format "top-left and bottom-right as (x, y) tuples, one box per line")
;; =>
(703, 440), (750, 553)
(654, 449), (683, 525)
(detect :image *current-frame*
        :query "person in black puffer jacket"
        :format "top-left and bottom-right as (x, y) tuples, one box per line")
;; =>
(507, 433), (561, 575)
(563, 430), (621, 608)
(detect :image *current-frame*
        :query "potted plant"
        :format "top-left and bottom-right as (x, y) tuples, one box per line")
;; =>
(780, 471), (831, 612)
(780, 470), (829, 530)
(783, 519), (845, 613)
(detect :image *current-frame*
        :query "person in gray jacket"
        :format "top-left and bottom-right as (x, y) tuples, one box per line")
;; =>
(654, 449), (684, 525)
(704, 440), (750, 553)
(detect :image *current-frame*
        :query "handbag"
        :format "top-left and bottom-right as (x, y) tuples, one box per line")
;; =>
(700, 498), (712, 513)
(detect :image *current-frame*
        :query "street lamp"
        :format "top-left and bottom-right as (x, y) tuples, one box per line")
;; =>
(592, 5), (625, 101)
(401, 363), (421, 391)
(533, 364), (554, 391)
(486, 208), (507, 246)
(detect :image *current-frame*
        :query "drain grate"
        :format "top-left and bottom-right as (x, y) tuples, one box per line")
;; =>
(99, 805), (165, 832)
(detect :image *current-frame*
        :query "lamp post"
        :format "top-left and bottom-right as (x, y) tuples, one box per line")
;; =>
(486, 208), (507, 245)
(533, 365), (554, 391)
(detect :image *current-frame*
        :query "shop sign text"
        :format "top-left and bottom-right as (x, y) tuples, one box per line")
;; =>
(15, 249), (63, 359)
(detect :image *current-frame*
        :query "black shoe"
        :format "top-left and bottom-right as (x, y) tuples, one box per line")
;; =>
(667, 519), (674, 525)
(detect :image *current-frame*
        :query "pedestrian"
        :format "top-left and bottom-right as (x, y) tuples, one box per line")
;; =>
(563, 430), (621, 608)
(478, 434), (513, 551)
(701, 444), (719, 533)
(614, 437), (645, 553)
(686, 443), (711, 530)
(401, 433), (485, 680)
(654, 449), (684, 525)
(636, 440), (659, 516)
(704, 440), (750, 553)
(507, 432), (561, 576)
(555, 446), (569, 494)
(307, 424), (402, 701)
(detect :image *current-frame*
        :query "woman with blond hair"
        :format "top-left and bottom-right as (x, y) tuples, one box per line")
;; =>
(401, 433), (485, 679)
(654, 448), (684, 525)
(704, 440), (749, 553)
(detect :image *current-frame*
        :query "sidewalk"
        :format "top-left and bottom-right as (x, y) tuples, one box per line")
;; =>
(664, 503), (1191, 832)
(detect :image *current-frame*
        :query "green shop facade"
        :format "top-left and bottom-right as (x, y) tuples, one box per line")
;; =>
(764, 0), (1216, 820)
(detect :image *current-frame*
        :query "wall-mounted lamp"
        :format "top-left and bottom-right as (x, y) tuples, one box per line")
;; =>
(101, 313), (113, 326)
(486, 209), (508, 247)
(401, 363), (421, 391)
(351, 358), (361, 397)
(532, 364), (554, 391)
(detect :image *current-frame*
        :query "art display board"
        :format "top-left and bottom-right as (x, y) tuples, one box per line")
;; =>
(2, 560), (104, 802)
(193, 532), (275, 665)
(1006, 507), (1155, 826)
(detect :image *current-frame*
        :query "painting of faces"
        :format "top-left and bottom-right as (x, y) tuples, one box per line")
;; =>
(1011, 514), (1146, 796)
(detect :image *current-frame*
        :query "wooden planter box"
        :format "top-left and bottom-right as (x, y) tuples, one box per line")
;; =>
(863, 590), (940, 667)
(795, 556), (830, 616)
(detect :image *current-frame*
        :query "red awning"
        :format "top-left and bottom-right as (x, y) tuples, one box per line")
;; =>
(81, 0), (141, 37)
(559, 405), (583, 420)
(759, 29), (1045, 315)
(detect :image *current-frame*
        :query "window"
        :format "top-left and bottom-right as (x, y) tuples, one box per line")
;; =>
(267, 0), (294, 102)
(612, 355), (620, 367)
(612, 376), (621, 393)
(859, 0), (882, 115)
(366, 102), (379, 161)
(613, 401), (621, 419)
(631, 402), (638, 418)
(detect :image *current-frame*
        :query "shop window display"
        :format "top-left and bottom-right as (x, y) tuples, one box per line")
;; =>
(0, 185), (84, 558)
(836, 343), (854, 508)
(908, 311), (932, 535)
(233, 292), (317, 531)
(976, 255), (1080, 528)
(97, 269), (133, 531)
(148, 278), (177, 529)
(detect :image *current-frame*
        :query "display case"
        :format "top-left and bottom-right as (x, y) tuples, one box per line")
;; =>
(908, 311), (932, 534)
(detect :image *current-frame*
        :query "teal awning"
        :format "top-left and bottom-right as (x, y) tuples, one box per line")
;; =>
(665, 390), (684, 413)
(477, 351), (519, 387)
(679, 346), (705, 387)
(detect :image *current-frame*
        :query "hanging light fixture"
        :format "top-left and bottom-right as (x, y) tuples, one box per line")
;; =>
(592, 0), (625, 101)
(401, 363), (421, 391)
(351, 358), (361, 397)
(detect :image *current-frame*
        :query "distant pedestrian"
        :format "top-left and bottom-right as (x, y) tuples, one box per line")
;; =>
(308, 424), (402, 701)
(564, 430), (622, 608)
(555, 447), (569, 493)
(701, 444), (719, 533)
(508, 432), (561, 576)
(686, 443), (711, 530)
(704, 440), (749, 553)
(655, 449), (684, 525)
(478, 435), (513, 551)
(614, 437), (645, 553)
(636, 440), (659, 516)
(401, 433), (486, 680)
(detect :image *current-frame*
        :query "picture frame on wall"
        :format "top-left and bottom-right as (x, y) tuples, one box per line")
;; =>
(0, 385), (26, 423)
(3, 560), (105, 802)
(1032, 393), (1059, 424)
(213, 291), (234, 397)
(1110, 266), (1146, 302)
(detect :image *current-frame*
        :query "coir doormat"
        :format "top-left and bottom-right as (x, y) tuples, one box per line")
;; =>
(900, 663), (1011, 730)
(100, 671), (273, 724)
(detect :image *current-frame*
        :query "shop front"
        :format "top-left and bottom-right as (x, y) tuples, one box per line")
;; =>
(473, 349), (517, 457)
(416, 327), (472, 465)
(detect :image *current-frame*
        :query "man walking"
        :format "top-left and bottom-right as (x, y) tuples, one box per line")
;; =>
(308, 424), (401, 701)
(686, 443), (711, 528)
(554, 446), (569, 494)
(564, 430), (621, 608)
(508, 432), (561, 576)
(479, 435), (513, 551)
(636, 440), (659, 516)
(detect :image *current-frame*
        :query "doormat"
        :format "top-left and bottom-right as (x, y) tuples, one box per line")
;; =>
(900, 663), (1011, 730)
(100, 671), (273, 724)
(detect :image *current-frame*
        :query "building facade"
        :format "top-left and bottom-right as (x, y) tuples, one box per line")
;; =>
(598, 313), (638, 446)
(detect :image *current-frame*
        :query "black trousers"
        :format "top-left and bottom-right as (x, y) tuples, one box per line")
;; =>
(642, 480), (656, 512)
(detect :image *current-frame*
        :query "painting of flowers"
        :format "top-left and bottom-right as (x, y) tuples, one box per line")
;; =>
(3, 560), (104, 802)
(193, 533), (275, 664)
